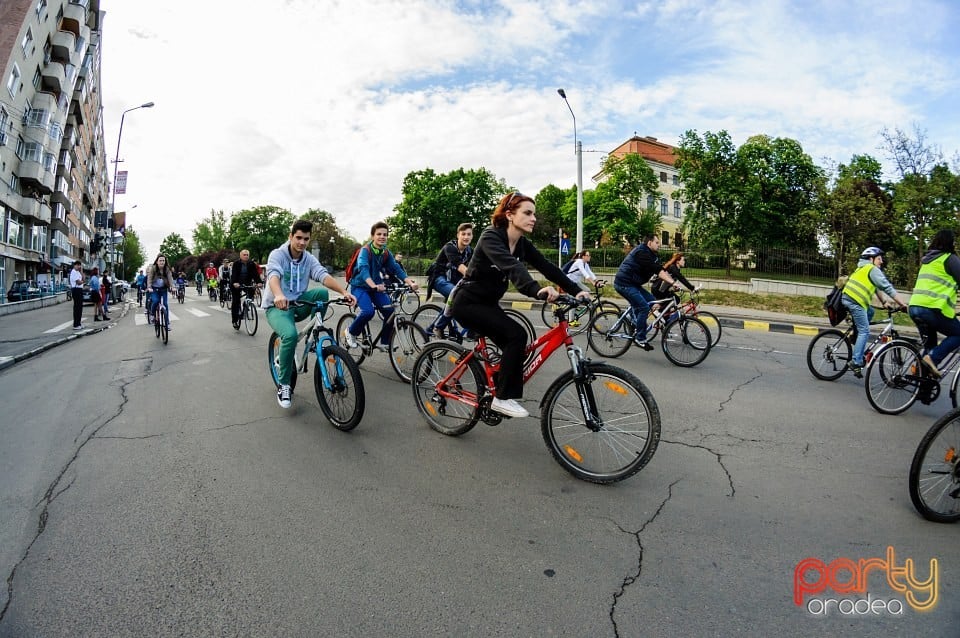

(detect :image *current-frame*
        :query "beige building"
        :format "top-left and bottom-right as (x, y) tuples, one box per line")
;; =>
(0, 0), (108, 296)
(600, 135), (685, 249)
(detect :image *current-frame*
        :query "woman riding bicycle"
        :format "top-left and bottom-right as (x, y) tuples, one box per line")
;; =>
(146, 254), (177, 329)
(450, 191), (590, 419)
(908, 229), (960, 378)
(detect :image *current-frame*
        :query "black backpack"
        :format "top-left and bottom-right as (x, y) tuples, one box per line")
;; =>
(560, 259), (575, 274)
(824, 283), (848, 326)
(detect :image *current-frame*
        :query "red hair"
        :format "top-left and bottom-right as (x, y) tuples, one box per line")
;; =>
(491, 191), (534, 229)
(662, 252), (684, 270)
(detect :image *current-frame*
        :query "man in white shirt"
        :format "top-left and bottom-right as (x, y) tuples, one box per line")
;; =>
(68, 260), (84, 329)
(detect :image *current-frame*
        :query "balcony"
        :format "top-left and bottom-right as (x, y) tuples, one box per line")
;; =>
(17, 160), (55, 195)
(31, 91), (57, 114)
(60, 3), (86, 37)
(38, 202), (52, 224)
(41, 60), (66, 94)
(51, 177), (71, 209)
(51, 30), (76, 62)
(16, 196), (51, 224)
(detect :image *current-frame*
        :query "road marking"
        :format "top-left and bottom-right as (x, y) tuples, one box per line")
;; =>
(44, 321), (74, 333)
(134, 311), (181, 326)
(186, 308), (210, 317)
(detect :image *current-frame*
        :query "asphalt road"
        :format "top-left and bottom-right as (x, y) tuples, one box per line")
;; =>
(0, 294), (955, 637)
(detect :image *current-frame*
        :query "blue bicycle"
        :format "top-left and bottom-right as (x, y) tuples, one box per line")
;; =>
(267, 298), (364, 430)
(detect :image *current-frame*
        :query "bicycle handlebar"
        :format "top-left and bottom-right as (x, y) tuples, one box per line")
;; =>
(287, 297), (353, 310)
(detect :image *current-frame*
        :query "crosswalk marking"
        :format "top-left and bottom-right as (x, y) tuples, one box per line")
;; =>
(186, 308), (210, 317)
(134, 311), (180, 326)
(44, 321), (75, 334)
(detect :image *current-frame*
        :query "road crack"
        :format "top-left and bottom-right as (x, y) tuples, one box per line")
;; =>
(718, 367), (763, 412)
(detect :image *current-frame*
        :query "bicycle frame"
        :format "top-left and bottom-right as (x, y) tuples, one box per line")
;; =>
(294, 301), (348, 388)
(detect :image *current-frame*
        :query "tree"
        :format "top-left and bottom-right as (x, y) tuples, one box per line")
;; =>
(298, 208), (357, 269)
(598, 152), (660, 216)
(192, 209), (231, 254)
(389, 167), (506, 252)
(120, 226), (146, 280)
(532, 184), (571, 246)
(228, 205), (295, 263)
(159, 233), (191, 268)
(818, 171), (895, 277)
(675, 129), (745, 275)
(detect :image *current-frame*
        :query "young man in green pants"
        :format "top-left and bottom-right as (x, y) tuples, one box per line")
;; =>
(263, 219), (355, 409)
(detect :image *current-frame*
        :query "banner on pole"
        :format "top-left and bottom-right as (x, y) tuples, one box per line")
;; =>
(115, 170), (128, 195)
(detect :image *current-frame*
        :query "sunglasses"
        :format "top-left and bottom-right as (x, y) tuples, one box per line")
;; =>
(503, 191), (526, 210)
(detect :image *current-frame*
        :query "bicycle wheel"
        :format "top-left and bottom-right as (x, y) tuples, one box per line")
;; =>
(541, 301), (592, 336)
(244, 302), (258, 336)
(805, 329), (851, 381)
(693, 310), (722, 347)
(951, 369), (960, 409)
(388, 318), (430, 383)
(160, 312), (168, 345)
(220, 291), (227, 308)
(909, 409), (960, 523)
(400, 291), (420, 316)
(864, 341), (921, 415)
(541, 362), (661, 484)
(267, 331), (298, 391)
(335, 313), (367, 364)
(413, 303), (444, 335)
(411, 341), (483, 436)
(504, 308), (537, 366)
(587, 310), (633, 358)
(314, 343), (365, 431)
(154, 308), (161, 339)
(661, 316), (710, 367)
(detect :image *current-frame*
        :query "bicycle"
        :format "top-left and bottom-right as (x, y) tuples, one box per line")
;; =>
(267, 298), (364, 430)
(908, 407), (960, 523)
(176, 285), (185, 304)
(136, 284), (144, 307)
(208, 279), (218, 302)
(236, 284), (260, 336)
(220, 284), (232, 309)
(586, 293), (712, 367)
(196, 279), (203, 295)
(863, 326), (960, 414)
(540, 281), (621, 336)
(151, 293), (169, 345)
(675, 288), (722, 347)
(410, 295), (661, 484)
(335, 285), (432, 383)
(412, 302), (538, 366)
(386, 282), (420, 315)
(806, 308), (903, 381)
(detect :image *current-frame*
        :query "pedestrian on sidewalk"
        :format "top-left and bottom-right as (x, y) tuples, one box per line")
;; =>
(101, 269), (113, 319)
(69, 260), (84, 330)
(89, 268), (104, 322)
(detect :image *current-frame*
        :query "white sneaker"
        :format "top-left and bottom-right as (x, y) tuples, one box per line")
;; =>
(375, 343), (392, 353)
(277, 384), (292, 409)
(343, 329), (359, 349)
(490, 398), (529, 418)
(73, 324), (84, 330)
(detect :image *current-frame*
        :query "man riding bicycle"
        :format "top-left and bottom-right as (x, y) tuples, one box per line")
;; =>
(230, 249), (263, 329)
(264, 220), (355, 409)
(908, 229), (960, 378)
(194, 270), (204, 295)
(613, 234), (682, 350)
(426, 222), (473, 339)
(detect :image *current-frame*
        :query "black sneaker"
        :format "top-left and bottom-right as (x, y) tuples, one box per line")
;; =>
(277, 384), (292, 409)
(634, 337), (654, 351)
(848, 363), (863, 379)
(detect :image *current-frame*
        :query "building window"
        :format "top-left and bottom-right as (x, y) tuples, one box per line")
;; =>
(36, 0), (48, 19)
(7, 64), (21, 98)
(661, 198), (668, 217)
(22, 142), (44, 163)
(7, 212), (22, 248)
(674, 201), (681, 218)
(659, 171), (667, 182)
(647, 194), (655, 210)
(661, 231), (670, 247)
(672, 174), (679, 186)
(22, 28), (34, 57)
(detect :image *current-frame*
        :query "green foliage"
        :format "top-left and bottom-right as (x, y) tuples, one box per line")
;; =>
(192, 209), (230, 254)
(228, 205), (295, 264)
(120, 226), (146, 280)
(532, 183), (571, 245)
(159, 233), (191, 268)
(298, 208), (358, 269)
(389, 167), (506, 252)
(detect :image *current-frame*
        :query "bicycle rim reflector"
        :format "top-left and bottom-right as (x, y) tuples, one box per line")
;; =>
(603, 380), (628, 395)
(564, 445), (583, 464)
(425, 403), (437, 417)
(946, 447), (956, 463)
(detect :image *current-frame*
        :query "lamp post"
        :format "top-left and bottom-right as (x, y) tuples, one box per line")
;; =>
(557, 89), (583, 254)
(109, 101), (154, 276)
(329, 236), (336, 267)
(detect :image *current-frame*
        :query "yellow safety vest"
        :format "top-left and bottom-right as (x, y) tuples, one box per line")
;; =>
(911, 253), (957, 319)
(842, 263), (876, 309)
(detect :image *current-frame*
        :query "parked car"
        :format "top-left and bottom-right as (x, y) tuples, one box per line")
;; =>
(6, 280), (41, 302)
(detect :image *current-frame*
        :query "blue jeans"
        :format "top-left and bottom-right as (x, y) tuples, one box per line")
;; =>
(265, 288), (329, 386)
(908, 306), (960, 365)
(348, 288), (394, 345)
(841, 296), (873, 366)
(614, 282), (655, 341)
(149, 288), (170, 326)
(432, 276), (456, 330)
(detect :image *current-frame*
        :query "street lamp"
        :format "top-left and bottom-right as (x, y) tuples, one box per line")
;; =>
(329, 236), (336, 266)
(109, 101), (154, 276)
(557, 89), (583, 253)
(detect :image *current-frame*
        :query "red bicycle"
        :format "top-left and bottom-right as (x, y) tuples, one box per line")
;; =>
(410, 295), (661, 483)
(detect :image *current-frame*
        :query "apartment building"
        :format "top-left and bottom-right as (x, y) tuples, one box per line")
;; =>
(0, 0), (109, 296)
(601, 135), (686, 248)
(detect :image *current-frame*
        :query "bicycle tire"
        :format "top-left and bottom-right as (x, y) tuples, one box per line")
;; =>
(335, 313), (367, 365)
(267, 331), (298, 392)
(314, 343), (365, 431)
(541, 300), (593, 336)
(413, 303), (444, 334)
(388, 317), (430, 383)
(951, 369), (960, 409)
(154, 308), (161, 339)
(805, 329), (851, 381)
(541, 362), (661, 484)
(661, 316), (710, 367)
(587, 309), (633, 358)
(244, 302), (258, 336)
(220, 292), (227, 308)
(693, 310), (722, 347)
(908, 408), (960, 523)
(411, 341), (483, 436)
(864, 340), (921, 415)
(399, 291), (420, 316)
(160, 313), (168, 345)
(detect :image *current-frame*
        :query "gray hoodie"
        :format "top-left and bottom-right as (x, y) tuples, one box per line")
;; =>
(261, 241), (330, 309)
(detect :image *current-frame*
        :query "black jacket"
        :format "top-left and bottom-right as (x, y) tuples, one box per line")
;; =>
(652, 264), (694, 295)
(460, 226), (581, 302)
(230, 259), (263, 287)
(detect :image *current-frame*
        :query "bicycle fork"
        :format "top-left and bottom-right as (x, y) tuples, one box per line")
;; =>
(567, 347), (602, 432)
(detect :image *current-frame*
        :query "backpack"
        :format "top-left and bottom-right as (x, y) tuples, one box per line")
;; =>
(345, 244), (390, 281)
(560, 259), (575, 274)
(824, 280), (848, 327)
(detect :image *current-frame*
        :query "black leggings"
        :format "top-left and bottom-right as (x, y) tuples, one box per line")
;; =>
(452, 296), (527, 400)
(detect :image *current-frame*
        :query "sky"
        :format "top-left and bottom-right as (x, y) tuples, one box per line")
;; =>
(98, 0), (960, 259)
